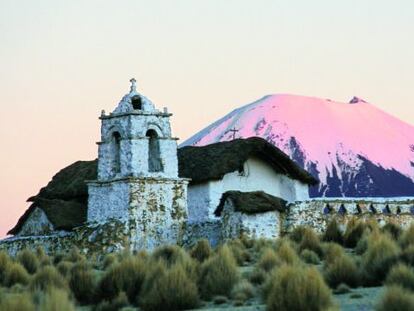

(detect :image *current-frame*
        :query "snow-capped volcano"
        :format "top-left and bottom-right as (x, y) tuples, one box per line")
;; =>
(181, 94), (414, 197)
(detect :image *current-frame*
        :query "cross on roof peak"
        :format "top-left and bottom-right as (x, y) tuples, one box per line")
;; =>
(129, 78), (137, 93)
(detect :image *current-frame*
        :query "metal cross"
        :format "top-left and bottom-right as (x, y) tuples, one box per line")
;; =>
(226, 127), (239, 140)
(130, 78), (137, 93)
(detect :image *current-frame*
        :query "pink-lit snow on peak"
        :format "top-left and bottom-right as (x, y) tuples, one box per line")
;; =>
(185, 94), (414, 183)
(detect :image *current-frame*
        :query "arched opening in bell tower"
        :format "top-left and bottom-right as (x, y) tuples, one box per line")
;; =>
(146, 129), (163, 172)
(112, 132), (121, 175)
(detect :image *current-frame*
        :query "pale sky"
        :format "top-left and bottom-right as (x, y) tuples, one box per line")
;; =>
(0, 0), (413, 237)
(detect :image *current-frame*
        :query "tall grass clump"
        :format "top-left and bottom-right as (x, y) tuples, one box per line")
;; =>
(300, 249), (320, 264)
(298, 227), (323, 257)
(98, 255), (147, 303)
(30, 266), (68, 292)
(401, 245), (414, 266)
(257, 248), (280, 272)
(289, 226), (308, 244)
(151, 244), (197, 278)
(376, 286), (414, 311)
(0, 250), (11, 285)
(4, 262), (30, 287)
(324, 254), (359, 288)
(37, 288), (75, 311)
(140, 261), (199, 311)
(226, 239), (251, 265)
(231, 280), (255, 302)
(382, 222), (402, 240)
(323, 243), (345, 265)
(17, 249), (39, 274)
(400, 224), (414, 248)
(362, 233), (400, 286)
(385, 264), (414, 292)
(276, 239), (300, 265)
(265, 265), (334, 311)
(343, 218), (366, 248)
(199, 245), (240, 299)
(69, 262), (96, 305)
(190, 239), (212, 263)
(0, 292), (35, 311)
(94, 292), (129, 311)
(323, 219), (343, 244)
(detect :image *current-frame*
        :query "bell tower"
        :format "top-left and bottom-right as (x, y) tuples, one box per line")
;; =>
(87, 79), (189, 250)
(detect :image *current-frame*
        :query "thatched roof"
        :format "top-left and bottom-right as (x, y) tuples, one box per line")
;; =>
(8, 160), (97, 235)
(9, 137), (316, 235)
(215, 191), (288, 216)
(178, 137), (318, 185)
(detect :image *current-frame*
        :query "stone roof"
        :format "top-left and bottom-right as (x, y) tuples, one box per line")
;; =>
(9, 137), (316, 235)
(178, 137), (318, 185)
(214, 191), (288, 216)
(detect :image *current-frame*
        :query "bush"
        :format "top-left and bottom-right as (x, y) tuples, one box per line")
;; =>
(98, 255), (147, 303)
(248, 268), (267, 285)
(69, 262), (96, 305)
(4, 262), (30, 287)
(265, 265), (334, 311)
(65, 247), (85, 263)
(226, 239), (251, 265)
(56, 261), (73, 278)
(102, 254), (117, 269)
(190, 239), (212, 263)
(323, 243), (345, 265)
(0, 292), (35, 311)
(257, 248), (280, 272)
(333, 283), (351, 295)
(385, 264), (414, 292)
(376, 286), (414, 311)
(323, 219), (343, 244)
(231, 280), (255, 302)
(94, 292), (130, 311)
(151, 245), (197, 278)
(289, 226), (308, 244)
(324, 254), (359, 288)
(39, 288), (75, 311)
(382, 223), (402, 240)
(401, 245), (414, 266)
(199, 245), (240, 299)
(0, 251), (11, 285)
(17, 249), (39, 274)
(362, 234), (400, 286)
(140, 262), (199, 311)
(30, 266), (68, 292)
(276, 240), (299, 265)
(400, 224), (414, 248)
(299, 228), (323, 257)
(300, 249), (320, 265)
(344, 219), (366, 248)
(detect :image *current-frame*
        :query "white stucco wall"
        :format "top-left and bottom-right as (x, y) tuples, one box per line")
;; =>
(187, 156), (309, 222)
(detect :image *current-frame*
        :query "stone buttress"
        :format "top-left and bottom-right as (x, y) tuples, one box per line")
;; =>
(87, 79), (189, 250)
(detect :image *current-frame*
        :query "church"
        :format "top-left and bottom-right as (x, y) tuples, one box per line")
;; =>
(1, 79), (317, 252)
(4, 79), (410, 255)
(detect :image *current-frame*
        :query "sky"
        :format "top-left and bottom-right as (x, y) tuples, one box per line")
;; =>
(0, 0), (413, 237)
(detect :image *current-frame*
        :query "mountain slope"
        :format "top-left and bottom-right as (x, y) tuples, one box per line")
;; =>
(181, 94), (414, 197)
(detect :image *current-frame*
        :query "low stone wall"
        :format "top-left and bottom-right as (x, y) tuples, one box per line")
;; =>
(285, 198), (414, 233)
(0, 220), (130, 257)
(182, 220), (222, 248)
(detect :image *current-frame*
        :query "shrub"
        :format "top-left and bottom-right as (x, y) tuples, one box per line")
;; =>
(385, 264), (414, 292)
(226, 239), (250, 265)
(17, 249), (39, 274)
(248, 268), (267, 285)
(265, 265), (334, 311)
(4, 262), (30, 287)
(231, 280), (255, 302)
(39, 288), (75, 311)
(300, 249), (320, 265)
(56, 261), (73, 278)
(400, 224), (414, 248)
(323, 243), (345, 265)
(0, 251), (11, 284)
(276, 240), (300, 265)
(102, 253), (117, 269)
(344, 218), (366, 248)
(382, 223), (402, 240)
(299, 227), (323, 257)
(151, 245), (197, 278)
(65, 247), (85, 263)
(94, 292), (130, 311)
(323, 219), (343, 244)
(376, 286), (414, 311)
(257, 248), (280, 272)
(199, 245), (240, 299)
(69, 262), (96, 305)
(30, 266), (67, 292)
(140, 262), (199, 311)
(324, 254), (359, 288)
(0, 292), (35, 311)
(401, 245), (414, 266)
(333, 283), (351, 295)
(190, 239), (212, 263)
(289, 226), (308, 244)
(362, 234), (400, 286)
(355, 232), (370, 255)
(98, 255), (147, 303)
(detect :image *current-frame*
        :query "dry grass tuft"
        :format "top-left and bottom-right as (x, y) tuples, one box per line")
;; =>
(231, 280), (255, 302)
(376, 286), (414, 311)
(257, 248), (280, 272)
(4, 262), (30, 287)
(30, 266), (68, 292)
(300, 249), (320, 265)
(0, 292), (35, 311)
(323, 219), (343, 244)
(38, 288), (76, 311)
(400, 224), (414, 248)
(17, 249), (39, 274)
(276, 239), (300, 265)
(199, 245), (240, 299)
(343, 218), (366, 248)
(299, 227), (323, 256)
(69, 261), (96, 305)
(385, 264), (414, 292)
(190, 239), (212, 263)
(324, 254), (359, 288)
